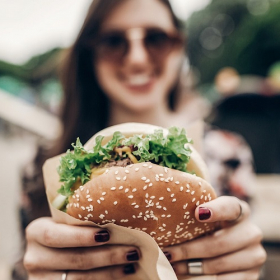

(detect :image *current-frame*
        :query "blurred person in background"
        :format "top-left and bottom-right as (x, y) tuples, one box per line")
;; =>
(14, 0), (266, 279)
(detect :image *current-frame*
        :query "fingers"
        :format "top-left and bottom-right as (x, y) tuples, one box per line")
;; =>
(216, 268), (262, 280)
(195, 196), (250, 223)
(24, 243), (140, 271)
(28, 264), (138, 280)
(26, 217), (111, 248)
(172, 244), (266, 276)
(164, 221), (263, 260)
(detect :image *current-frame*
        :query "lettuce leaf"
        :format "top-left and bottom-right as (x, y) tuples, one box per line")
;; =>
(57, 127), (192, 197)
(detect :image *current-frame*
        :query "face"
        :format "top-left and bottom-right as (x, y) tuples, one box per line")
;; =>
(94, 0), (184, 113)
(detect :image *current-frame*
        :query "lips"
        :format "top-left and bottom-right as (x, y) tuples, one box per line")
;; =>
(126, 74), (152, 86)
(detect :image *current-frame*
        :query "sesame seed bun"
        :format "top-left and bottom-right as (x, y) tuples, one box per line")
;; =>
(66, 123), (217, 247)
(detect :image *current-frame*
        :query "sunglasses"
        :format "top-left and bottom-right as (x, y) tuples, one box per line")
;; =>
(92, 27), (183, 62)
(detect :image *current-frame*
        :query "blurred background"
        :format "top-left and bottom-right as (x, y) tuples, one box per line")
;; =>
(0, 0), (279, 279)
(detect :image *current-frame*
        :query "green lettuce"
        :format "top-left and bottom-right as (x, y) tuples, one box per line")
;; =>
(57, 127), (192, 197)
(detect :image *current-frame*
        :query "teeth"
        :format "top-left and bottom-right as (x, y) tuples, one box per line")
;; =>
(127, 75), (150, 86)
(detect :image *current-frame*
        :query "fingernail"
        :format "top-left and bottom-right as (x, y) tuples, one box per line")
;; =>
(94, 230), (110, 242)
(126, 250), (139, 261)
(123, 264), (136, 274)
(163, 251), (172, 261)
(199, 207), (211, 220)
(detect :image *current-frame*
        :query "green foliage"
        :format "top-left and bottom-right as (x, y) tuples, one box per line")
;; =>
(186, 0), (280, 84)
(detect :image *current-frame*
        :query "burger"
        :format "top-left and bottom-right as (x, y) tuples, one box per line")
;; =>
(53, 123), (217, 247)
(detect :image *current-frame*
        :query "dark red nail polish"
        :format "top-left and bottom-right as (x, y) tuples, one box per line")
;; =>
(94, 230), (110, 242)
(123, 264), (136, 274)
(199, 207), (211, 220)
(126, 250), (139, 261)
(163, 251), (172, 261)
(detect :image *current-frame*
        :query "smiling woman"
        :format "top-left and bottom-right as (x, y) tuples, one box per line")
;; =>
(14, 1), (266, 279)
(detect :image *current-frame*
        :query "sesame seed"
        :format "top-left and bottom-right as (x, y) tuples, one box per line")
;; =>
(105, 210), (108, 214)
(143, 164), (148, 167)
(134, 205), (139, 208)
(125, 170), (130, 174)
(145, 179), (150, 183)
(123, 176), (127, 181)
(143, 185), (148, 190)
(125, 188), (129, 193)
(111, 187), (116, 190)
(192, 198), (196, 202)
(132, 188), (137, 192)
(149, 165), (153, 169)
(113, 201), (118, 205)
(196, 201), (200, 206)
(180, 187), (183, 191)
(172, 198), (176, 202)
(186, 183), (190, 189)
(175, 181), (180, 185)
(135, 168), (139, 171)
(171, 194), (175, 197)
(167, 188), (171, 192)
(116, 177), (121, 181)
(163, 207), (167, 211)
(97, 200), (101, 204)
(164, 167), (168, 173)
(99, 214), (105, 219)
(115, 171), (119, 175)
(81, 206), (85, 210)
(191, 191), (195, 195)
(149, 183), (153, 187)
(88, 198), (93, 202)
(78, 214), (82, 219)
(150, 196), (155, 199)
(87, 189), (90, 194)
(160, 178), (164, 182)
(128, 195), (133, 199)
(159, 197), (164, 200)
(119, 186), (123, 190)
(199, 182), (202, 186)
(102, 192), (106, 196)
(141, 177), (147, 181)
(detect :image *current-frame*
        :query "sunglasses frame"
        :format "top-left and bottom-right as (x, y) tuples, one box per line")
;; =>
(91, 27), (184, 63)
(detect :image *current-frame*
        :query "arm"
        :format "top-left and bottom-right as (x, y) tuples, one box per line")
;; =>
(163, 196), (266, 279)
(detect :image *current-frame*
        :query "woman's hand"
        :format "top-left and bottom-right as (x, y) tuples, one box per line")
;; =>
(24, 217), (140, 280)
(163, 196), (267, 280)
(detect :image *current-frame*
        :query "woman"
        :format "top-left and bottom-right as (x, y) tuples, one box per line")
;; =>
(17, 0), (266, 279)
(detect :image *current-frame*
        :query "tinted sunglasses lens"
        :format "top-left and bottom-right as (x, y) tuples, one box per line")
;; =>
(145, 31), (177, 57)
(96, 33), (127, 61)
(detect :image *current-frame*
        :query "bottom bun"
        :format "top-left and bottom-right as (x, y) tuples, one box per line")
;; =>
(67, 163), (217, 247)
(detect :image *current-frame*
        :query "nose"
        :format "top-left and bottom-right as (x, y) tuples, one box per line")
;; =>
(124, 39), (150, 66)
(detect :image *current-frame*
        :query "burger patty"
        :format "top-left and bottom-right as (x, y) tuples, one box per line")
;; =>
(103, 158), (133, 168)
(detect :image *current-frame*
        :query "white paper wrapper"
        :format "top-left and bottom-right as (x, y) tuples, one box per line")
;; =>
(43, 121), (216, 280)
